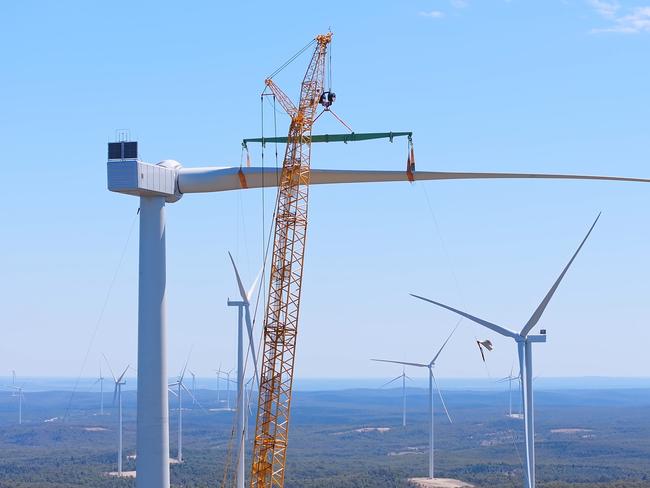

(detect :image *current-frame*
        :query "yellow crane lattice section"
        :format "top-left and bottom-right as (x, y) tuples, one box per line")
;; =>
(250, 33), (332, 488)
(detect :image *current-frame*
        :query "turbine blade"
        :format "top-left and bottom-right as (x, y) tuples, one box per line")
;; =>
(411, 294), (518, 339)
(371, 359), (428, 368)
(380, 375), (403, 388)
(168, 387), (178, 397)
(181, 383), (196, 402)
(116, 365), (129, 384)
(496, 376), (518, 383)
(178, 167), (650, 194)
(520, 213), (600, 337)
(228, 252), (249, 303)
(433, 375), (453, 424)
(246, 264), (264, 302)
(430, 319), (462, 366)
(112, 385), (119, 406)
(181, 384), (210, 413)
(244, 307), (260, 389)
(180, 347), (193, 382)
(103, 354), (117, 382)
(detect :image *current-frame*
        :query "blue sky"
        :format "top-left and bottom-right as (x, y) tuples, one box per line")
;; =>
(1, 0), (649, 383)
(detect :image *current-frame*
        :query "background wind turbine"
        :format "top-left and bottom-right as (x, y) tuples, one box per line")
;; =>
(227, 252), (262, 488)
(221, 369), (234, 411)
(7, 370), (25, 425)
(376, 366), (412, 428)
(215, 364), (222, 405)
(189, 370), (197, 408)
(105, 357), (129, 476)
(411, 213), (600, 488)
(93, 363), (106, 416)
(498, 364), (522, 419)
(371, 321), (458, 480)
(168, 353), (196, 463)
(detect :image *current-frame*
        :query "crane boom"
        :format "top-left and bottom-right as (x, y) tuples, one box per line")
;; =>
(250, 33), (332, 488)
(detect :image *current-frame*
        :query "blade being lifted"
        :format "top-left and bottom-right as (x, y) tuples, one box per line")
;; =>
(178, 167), (650, 194)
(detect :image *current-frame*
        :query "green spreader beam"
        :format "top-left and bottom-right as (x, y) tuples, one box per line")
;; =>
(242, 131), (412, 148)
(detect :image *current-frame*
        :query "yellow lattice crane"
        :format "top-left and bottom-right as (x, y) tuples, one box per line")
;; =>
(250, 32), (332, 488)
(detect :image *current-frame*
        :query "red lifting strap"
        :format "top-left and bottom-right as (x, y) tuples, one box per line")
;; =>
(406, 145), (416, 182)
(238, 168), (249, 189)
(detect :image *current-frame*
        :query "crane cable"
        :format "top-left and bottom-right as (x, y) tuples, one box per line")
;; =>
(418, 185), (526, 473)
(221, 86), (283, 488)
(266, 39), (316, 81)
(418, 184), (493, 378)
(63, 207), (139, 421)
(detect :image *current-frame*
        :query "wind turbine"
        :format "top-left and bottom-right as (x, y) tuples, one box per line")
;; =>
(377, 366), (412, 427)
(189, 370), (197, 407)
(227, 252), (261, 488)
(411, 214), (601, 488)
(216, 364), (222, 404)
(7, 370), (25, 425)
(93, 363), (106, 416)
(105, 358), (129, 476)
(371, 321), (458, 480)
(168, 354), (196, 463)
(107, 139), (649, 488)
(219, 368), (235, 411)
(498, 364), (522, 419)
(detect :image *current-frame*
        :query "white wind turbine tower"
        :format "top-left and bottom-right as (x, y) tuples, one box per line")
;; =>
(411, 214), (601, 488)
(168, 355), (197, 463)
(227, 252), (261, 488)
(106, 138), (649, 487)
(7, 370), (25, 425)
(189, 370), (197, 407)
(377, 366), (411, 427)
(372, 321), (458, 480)
(106, 359), (129, 476)
(499, 365), (522, 419)
(215, 364), (222, 405)
(219, 368), (235, 411)
(93, 363), (106, 416)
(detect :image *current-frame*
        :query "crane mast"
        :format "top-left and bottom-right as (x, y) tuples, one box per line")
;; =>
(250, 33), (332, 488)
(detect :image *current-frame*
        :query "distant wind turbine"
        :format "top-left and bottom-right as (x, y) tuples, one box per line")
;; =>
(377, 366), (412, 427)
(217, 368), (235, 411)
(372, 321), (459, 480)
(189, 370), (197, 407)
(7, 370), (25, 425)
(216, 364), (222, 404)
(498, 364), (522, 419)
(411, 213), (601, 488)
(227, 253), (262, 488)
(168, 352), (197, 463)
(105, 357), (129, 476)
(93, 362), (106, 416)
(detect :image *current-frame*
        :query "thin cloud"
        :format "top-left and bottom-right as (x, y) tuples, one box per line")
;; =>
(589, 1), (650, 33)
(588, 0), (620, 18)
(451, 0), (468, 8)
(419, 10), (445, 18)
